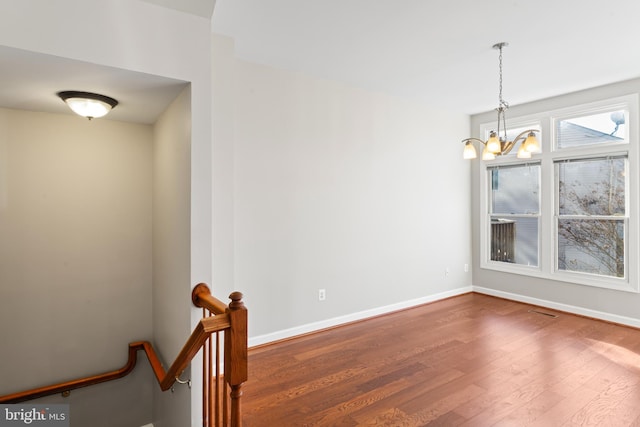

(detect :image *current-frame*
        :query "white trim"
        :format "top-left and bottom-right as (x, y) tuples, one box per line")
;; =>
(478, 94), (639, 292)
(248, 285), (640, 348)
(248, 286), (473, 347)
(473, 286), (640, 329)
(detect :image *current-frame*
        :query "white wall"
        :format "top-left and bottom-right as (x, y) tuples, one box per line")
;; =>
(0, 2), (212, 426)
(212, 35), (236, 300)
(212, 34), (472, 341)
(471, 78), (640, 325)
(152, 86), (192, 427)
(0, 108), (154, 426)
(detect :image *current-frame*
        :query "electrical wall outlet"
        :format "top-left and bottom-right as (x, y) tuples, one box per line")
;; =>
(318, 289), (326, 301)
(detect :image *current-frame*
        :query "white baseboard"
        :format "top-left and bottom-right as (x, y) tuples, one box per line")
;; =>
(140, 424), (154, 427)
(473, 286), (640, 329)
(248, 286), (473, 347)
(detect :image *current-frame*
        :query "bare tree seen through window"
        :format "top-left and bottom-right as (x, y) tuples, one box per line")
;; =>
(557, 157), (626, 278)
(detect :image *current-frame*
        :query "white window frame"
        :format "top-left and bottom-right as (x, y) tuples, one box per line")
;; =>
(486, 161), (542, 267)
(479, 94), (639, 293)
(479, 116), (544, 277)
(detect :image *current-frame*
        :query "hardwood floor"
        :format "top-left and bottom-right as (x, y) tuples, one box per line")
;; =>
(242, 293), (640, 426)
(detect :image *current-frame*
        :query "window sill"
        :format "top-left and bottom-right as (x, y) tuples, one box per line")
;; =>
(481, 261), (639, 293)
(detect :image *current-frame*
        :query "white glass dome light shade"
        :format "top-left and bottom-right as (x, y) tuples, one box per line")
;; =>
(57, 91), (118, 120)
(523, 132), (541, 153)
(462, 141), (478, 159)
(482, 146), (496, 160)
(65, 97), (111, 118)
(486, 131), (502, 154)
(516, 143), (532, 159)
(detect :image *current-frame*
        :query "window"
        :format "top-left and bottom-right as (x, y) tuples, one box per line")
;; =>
(556, 156), (626, 278)
(479, 95), (638, 292)
(488, 163), (540, 266)
(556, 109), (627, 149)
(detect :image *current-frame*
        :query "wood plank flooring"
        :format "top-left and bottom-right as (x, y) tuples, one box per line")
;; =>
(242, 293), (640, 426)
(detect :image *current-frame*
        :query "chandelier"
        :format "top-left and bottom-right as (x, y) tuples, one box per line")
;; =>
(462, 42), (540, 160)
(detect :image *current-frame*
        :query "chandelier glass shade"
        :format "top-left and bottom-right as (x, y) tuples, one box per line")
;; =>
(462, 43), (540, 160)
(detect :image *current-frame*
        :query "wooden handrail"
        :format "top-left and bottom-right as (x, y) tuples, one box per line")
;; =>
(193, 283), (228, 315)
(0, 342), (146, 404)
(0, 284), (248, 427)
(0, 320), (229, 402)
(142, 315), (232, 391)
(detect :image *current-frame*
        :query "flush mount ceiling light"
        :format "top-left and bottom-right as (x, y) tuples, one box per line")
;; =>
(462, 43), (540, 160)
(57, 91), (118, 120)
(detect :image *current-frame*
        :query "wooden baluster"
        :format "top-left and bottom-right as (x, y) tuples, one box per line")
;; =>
(215, 331), (220, 427)
(225, 292), (247, 427)
(223, 376), (229, 427)
(207, 311), (218, 427)
(202, 308), (208, 427)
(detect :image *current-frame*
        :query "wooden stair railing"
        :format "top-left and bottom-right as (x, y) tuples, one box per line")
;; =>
(0, 284), (248, 427)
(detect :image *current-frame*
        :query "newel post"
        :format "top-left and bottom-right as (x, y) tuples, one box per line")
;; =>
(225, 291), (248, 426)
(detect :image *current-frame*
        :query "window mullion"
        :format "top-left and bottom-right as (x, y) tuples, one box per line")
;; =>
(480, 94), (637, 292)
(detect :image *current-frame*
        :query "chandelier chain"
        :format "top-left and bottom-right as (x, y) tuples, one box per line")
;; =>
(498, 44), (508, 109)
